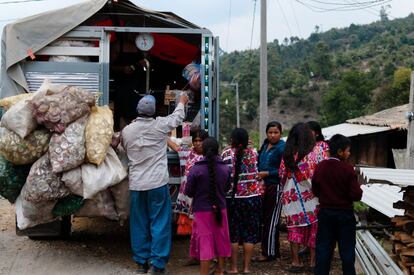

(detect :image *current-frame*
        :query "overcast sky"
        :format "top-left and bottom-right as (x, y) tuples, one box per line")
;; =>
(0, 0), (414, 53)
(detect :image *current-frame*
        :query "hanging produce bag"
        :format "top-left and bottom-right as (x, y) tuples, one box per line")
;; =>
(15, 195), (57, 230)
(81, 147), (127, 199)
(0, 127), (51, 165)
(49, 115), (88, 173)
(61, 167), (83, 197)
(85, 106), (114, 165)
(75, 190), (118, 220)
(52, 195), (84, 217)
(0, 93), (33, 111)
(0, 156), (30, 203)
(22, 154), (70, 203)
(29, 85), (95, 133)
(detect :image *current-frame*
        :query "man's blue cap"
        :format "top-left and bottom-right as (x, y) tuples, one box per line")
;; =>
(136, 95), (156, 116)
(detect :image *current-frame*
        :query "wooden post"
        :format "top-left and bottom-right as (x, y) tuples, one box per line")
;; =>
(407, 72), (414, 169)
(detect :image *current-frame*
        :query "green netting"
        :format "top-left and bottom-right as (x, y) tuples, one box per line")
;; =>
(52, 195), (84, 217)
(0, 156), (31, 203)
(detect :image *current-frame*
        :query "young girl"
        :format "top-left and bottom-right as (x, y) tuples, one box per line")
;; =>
(222, 128), (262, 274)
(185, 137), (231, 275)
(279, 123), (319, 273)
(257, 121), (285, 261)
(168, 129), (209, 235)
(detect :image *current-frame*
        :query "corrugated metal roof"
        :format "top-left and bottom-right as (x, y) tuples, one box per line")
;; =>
(358, 167), (414, 187)
(361, 184), (404, 217)
(322, 123), (391, 140)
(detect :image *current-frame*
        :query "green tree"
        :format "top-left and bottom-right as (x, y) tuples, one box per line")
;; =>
(321, 70), (375, 125)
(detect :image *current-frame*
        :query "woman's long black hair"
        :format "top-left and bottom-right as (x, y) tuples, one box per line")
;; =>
(202, 137), (222, 224)
(307, 121), (325, 142)
(284, 123), (315, 171)
(230, 128), (249, 198)
(191, 129), (208, 142)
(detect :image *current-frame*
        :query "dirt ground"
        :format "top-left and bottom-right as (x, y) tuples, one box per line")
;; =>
(0, 197), (346, 275)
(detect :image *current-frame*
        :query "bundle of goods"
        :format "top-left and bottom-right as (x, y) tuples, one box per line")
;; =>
(0, 80), (129, 230)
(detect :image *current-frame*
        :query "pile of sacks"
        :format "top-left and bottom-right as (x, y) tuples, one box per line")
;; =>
(0, 80), (130, 230)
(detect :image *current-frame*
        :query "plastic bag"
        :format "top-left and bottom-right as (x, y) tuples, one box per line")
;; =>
(21, 154), (70, 202)
(82, 147), (127, 199)
(75, 190), (118, 220)
(29, 85), (95, 133)
(0, 156), (31, 203)
(0, 127), (51, 165)
(109, 145), (130, 223)
(15, 195), (57, 230)
(85, 106), (114, 165)
(49, 115), (88, 173)
(0, 93), (33, 110)
(109, 179), (129, 224)
(52, 195), (84, 217)
(61, 167), (83, 196)
(0, 94), (37, 139)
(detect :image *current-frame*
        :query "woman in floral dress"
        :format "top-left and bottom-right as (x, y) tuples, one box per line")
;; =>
(279, 123), (319, 273)
(222, 128), (262, 274)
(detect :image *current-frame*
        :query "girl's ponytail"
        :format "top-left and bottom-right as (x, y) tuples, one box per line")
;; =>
(230, 128), (249, 198)
(202, 137), (222, 224)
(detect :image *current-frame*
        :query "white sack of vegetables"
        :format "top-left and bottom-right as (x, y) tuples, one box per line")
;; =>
(61, 167), (83, 197)
(29, 85), (95, 133)
(0, 93), (33, 111)
(49, 115), (88, 173)
(81, 147), (127, 199)
(0, 94), (37, 139)
(21, 154), (70, 202)
(15, 195), (57, 230)
(85, 106), (114, 165)
(0, 127), (51, 165)
(75, 190), (118, 220)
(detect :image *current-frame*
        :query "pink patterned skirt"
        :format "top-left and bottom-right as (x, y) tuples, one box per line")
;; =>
(190, 210), (231, 260)
(287, 222), (318, 248)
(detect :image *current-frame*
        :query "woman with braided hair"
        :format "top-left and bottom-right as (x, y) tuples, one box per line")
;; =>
(185, 137), (231, 275)
(221, 128), (262, 274)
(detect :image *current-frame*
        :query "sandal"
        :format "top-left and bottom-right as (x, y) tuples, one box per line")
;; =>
(285, 265), (304, 273)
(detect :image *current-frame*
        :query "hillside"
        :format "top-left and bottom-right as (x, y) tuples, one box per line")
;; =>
(219, 13), (414, 143)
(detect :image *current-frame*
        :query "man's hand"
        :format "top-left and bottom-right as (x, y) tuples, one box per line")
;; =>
(179, 92), (189, 105)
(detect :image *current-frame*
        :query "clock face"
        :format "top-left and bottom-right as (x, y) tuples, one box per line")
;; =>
(135, 33), (154, 51)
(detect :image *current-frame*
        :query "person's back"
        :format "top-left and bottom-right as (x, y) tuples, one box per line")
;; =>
(312, 134), (363, 275)
(122, 96), (186, 191)
(185, 137), (231, 275)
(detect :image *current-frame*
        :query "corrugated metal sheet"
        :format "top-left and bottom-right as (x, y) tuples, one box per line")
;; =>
(25, 72), (99, 92)
(358, 167), (414, 187)
(322, 123), (390, 140)
(361, 184), (404, 217)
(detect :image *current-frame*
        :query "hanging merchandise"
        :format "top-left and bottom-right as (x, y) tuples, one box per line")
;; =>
(81, 147), (127, 199)
(1, 94), (37, 139)
(61, 167), (83, 197)
(29, 85), (95, 133)
(22, 154), (70, 203)
(15, 195), (57, 230)
(0, 93), (33, 111)
(49, 115), (88, 173)
(85, 106), (114, 165)
(75, 190), (118, 221)
(109, 179), (129, 224)
(52, 195), (84, 217)
(182, 62), (201, 91)
(0, 127), (51, 165)
(0, 156), (31, 203)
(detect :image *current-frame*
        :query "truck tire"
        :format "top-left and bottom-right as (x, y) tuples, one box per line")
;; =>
(16, 215), (72, 239)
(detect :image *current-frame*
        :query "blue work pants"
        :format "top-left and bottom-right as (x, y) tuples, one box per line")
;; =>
(130, 185), (172, 269)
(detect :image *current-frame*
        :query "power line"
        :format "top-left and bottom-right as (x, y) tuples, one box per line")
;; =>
(306, 0), (389, 6)
(276, 0), (293, 38)
(0, 0), (45, 4)
(290, 0), (303, 37)
(295, 0), (391, 12)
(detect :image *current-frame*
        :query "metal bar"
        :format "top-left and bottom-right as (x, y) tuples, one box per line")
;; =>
(23, 62), (101, 73)
(259, 0), (268, 143)
(407, 71), (414, 168)
(75, 26), (212, 35)
(36, 46), (100, 56)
